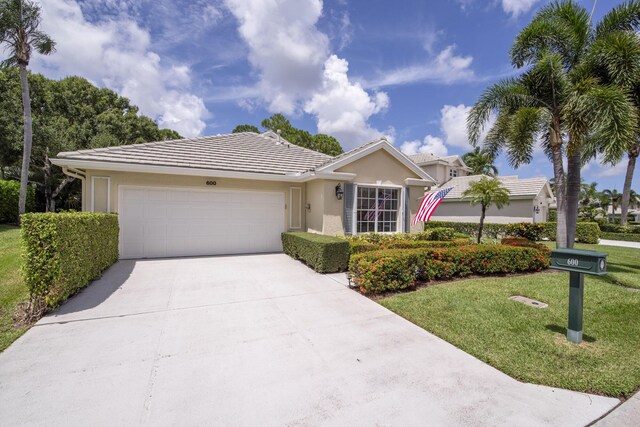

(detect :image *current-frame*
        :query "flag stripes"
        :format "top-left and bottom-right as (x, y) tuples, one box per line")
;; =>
(412, 187), (453, 225)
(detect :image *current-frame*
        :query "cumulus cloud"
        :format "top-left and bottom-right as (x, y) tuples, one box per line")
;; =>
(32, 0), (208, 137)
(305, 55), (390, 145)
(501, 0), (542, 18)
(224, 0), (389, 147)
(363, 45), (475, 88)
(400, 135), (448, 157)
(400, 104), (493, 157)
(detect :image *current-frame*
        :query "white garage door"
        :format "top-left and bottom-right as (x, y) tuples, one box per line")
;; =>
(119, 187), (285, 259)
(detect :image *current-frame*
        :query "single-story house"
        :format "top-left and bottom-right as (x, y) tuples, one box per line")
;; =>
(51, 131), (436, 259)
(409, 152), (471, 185)
(430, 175), (554, 224)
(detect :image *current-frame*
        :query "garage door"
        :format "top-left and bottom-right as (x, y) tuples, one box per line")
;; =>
(119, 187), (285, 259)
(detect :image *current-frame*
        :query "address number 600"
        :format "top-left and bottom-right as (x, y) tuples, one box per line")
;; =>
(566, 258), (579, 267)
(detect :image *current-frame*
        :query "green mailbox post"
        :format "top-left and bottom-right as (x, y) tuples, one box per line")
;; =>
(550, 248), (608, 344)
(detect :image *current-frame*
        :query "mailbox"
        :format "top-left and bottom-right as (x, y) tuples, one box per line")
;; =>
(550, 248), (608, 344)
(550, 249), (607, 275)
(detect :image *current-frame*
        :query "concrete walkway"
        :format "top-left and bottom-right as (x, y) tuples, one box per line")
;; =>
(593, 392), (640, 426)
(0, 254), (618, 426)
(599, 239), (640, 249)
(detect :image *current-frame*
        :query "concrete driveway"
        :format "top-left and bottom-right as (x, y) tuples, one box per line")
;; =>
(0, 254), (617, 426)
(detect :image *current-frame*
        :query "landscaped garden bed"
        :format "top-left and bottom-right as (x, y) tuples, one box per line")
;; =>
(380, 244), (640, 397)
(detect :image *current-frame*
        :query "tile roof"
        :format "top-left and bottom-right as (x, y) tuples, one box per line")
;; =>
(55, 132), (332, 176)
(436, 175), (551, 199)
(408, 152), (438, 164)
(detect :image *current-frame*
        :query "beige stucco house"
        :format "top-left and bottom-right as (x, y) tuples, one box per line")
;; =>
(430, 175), (554, 224)
(51, 131), (436, 259)
(409, 152), (471, 185)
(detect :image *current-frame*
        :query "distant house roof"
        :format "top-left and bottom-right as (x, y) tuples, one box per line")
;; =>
(409, 152), (470, 170)
(436, 175), (553, 200)
(54, 131), (332, 176)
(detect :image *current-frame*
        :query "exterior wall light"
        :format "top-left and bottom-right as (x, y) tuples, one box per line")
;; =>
(534, 205), (540, 214)
(335, 183), (344, 200)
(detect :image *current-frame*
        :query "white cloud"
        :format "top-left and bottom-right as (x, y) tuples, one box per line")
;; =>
(400, 135), (448, 157)
(33, 0), (208, 137)
(305, 55), (391, 145)
(224, 0), (389, 148)
(363, 45), (475, 88)
(501, 0), (542, 18)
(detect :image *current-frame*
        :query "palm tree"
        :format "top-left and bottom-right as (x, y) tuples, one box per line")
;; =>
(601, 188), (622, 221)
(0, 0), (55, 217)
(462, 147), (499, 175)
(468, 1), (639, 248)
(580, 181), (599, 206)
(462, 177), (511, 244)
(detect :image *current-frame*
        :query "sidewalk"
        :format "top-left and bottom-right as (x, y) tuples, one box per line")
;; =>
(592, 392), (640, 426)
(599, 239), (640, 249)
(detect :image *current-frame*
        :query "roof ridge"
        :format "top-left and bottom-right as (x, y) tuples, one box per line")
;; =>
(257, 131), (333, 159)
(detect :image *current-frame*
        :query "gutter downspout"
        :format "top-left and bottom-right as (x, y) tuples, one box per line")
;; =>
(62, 167), (87, 211)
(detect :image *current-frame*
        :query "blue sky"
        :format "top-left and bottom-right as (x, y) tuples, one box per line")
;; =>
(29, 0), (636, 192)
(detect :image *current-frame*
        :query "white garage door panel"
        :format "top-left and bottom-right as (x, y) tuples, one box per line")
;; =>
(119, 187), (285, 259)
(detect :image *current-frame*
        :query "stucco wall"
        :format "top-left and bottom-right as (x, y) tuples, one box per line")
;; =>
(305, 179), (324, 234)
(431, 199), (535, 223)
(336, 149), (421, 183)
(84, 169), (305, 232)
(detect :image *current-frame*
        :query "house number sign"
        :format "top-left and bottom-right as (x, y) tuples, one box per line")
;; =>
(206, 180), (217, 186)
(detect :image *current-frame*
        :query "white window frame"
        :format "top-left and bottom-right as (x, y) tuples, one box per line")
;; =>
(352, 183), (404, 234)
(449, 168), (458, 178)
(289, 186), (302, 229)
(91, 176), (111, 212)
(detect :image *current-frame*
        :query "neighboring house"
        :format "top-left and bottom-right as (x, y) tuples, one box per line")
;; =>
(51, 131), (436, 259)
(431, 175), (554, 224)
(409, 152), (471, 185)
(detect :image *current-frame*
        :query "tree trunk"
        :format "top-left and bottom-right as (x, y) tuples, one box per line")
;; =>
(566, 151), (581, 248)
(477, 204), (486, 245)
(43, 152), (53, 212)
(620, 149), (638, 226)
(50, 175), (75, 212)
(550, 128), (568, 248)
(18, 64), (33, 218)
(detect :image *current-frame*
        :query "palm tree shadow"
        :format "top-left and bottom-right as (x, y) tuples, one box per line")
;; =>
(545, 324), (596, 343)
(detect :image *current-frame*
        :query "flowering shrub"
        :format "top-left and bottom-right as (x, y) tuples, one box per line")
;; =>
(501, 237), (551, 254)
(505, 223), (545, 241)
(349, 244), (550, 294)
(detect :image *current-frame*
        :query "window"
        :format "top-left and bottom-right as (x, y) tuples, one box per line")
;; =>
(356, 187), (399, 233)
(449, 168), (458, 178)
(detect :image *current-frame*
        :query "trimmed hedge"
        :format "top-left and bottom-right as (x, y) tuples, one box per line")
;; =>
(601, 232), (640, 242)
(349, 244), (550, 294)
(282, 232), (349, 273)
(0, 180), (35, 223)
(349, 238), (470, 255)
(598, 223), (640, 234)
(22, 212), (119, 310)
(501, 237), (551, 253)
(346, 227), (455, 244)
(425, 220), (601, 244)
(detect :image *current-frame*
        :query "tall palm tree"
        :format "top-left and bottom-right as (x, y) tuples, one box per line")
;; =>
(462, 147), (499, 175)
(0, 0), (55, 217)
(580, 181), (599, 206)
(468, 0), (639, 248)
(462, 177), (511, 244)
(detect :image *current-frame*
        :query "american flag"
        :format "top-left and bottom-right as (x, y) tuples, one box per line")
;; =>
(366, 191), (392, 221)
(412, 187), (453, 225)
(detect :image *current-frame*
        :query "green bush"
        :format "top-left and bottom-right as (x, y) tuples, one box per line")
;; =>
(501, 237), (551, 253)
(0, 180), (35, 223)
(349, 244), (550, 294)
(425, 221), (510, 239)
(598, 223), (640, 234)
(346, 228), (455, 244)
(21, 212), (119, 310)
(282, 232), (349, 273)
(601, 232), (640, 242)
(349, 238), (469, 255)
(505, 223), (545, 241)
(539, 222), (601, 244)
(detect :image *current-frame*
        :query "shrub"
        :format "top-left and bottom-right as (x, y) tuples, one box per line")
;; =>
(0, 180), (35, 223)
(539, 222), (601, 244)
(598, 223), (640, 234)
(601, 232), (640, 242)
(21, 212), (119, 311)
(346, 228), (455, 244)
(505, 223), (545, 241)
(501, 237), (551, 253)
(425, 221), (510, 239)
(426, 227), (454, 241)
(282, 232), (349, 273)
(349, 244), (550, 294)
(348, 238), (469, 255)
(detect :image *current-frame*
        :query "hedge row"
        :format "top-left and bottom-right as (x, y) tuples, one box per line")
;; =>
(598, 223), (640, 234)
(424, 221), (601, 244)
(282, 232), (350, 273)
(346, 227), (455, 243)
(349, 238), (470, 255)
(22, 212), (119, 310)
(601, 232), (640, 242)
(0, 180), (35, 223)
(349, 244), (550, 294)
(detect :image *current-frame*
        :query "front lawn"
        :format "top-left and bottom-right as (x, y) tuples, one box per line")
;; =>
(380, 243), (640, 397)
(0, 225), (29, 351)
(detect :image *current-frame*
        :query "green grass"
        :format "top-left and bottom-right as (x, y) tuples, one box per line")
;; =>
(0, 225), (28, 352)
(380, 244), (640, 397)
